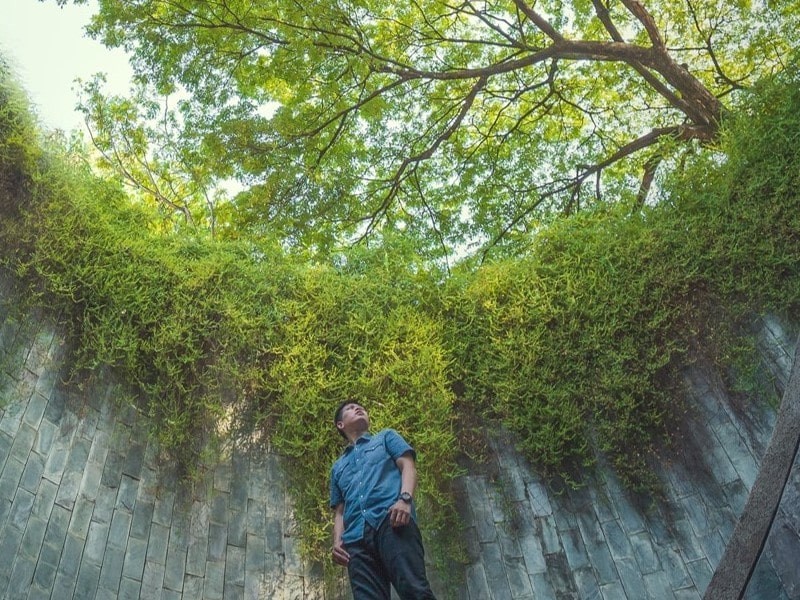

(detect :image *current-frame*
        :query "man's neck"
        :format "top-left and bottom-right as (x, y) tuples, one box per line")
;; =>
(347, 429), (369, 444)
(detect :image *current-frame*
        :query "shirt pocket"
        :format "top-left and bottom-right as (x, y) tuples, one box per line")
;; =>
(362, 440), (390, 465)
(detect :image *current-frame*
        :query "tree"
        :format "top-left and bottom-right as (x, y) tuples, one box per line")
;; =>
(68, 0), (798, 260)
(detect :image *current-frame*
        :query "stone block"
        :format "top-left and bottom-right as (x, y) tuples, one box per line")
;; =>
(33, 558), (58, 590)
(245, 532), (267, 575)
(505, 555), (534, 598)
(141, 560), (166, 598)
(629, 531), (660, 574)
(225, 544), (246, 587)
(31, 479), (57, 524)
(152, 489), (176, 527)
(766, 520), (800, 598)
(130, 499), (154, 540)
(518, 525), (547, 574)
(600, 520), (633, 560)
(90, 482), (116, 526)
(0, 391), (27, 438)
(67, 496), (94, 539)
(101, 451), (125, 489)
(99, 545), (126, 593)
(20, 515), (48, 558)
(19, 451), (44, 493)
(117, 577), (143, 600)
(9, 422), (36, 463)
(33, 419), (56, 456)
(537, 515), (561, 555)
(42, 384), (67, 426)
(208, 521), (227, 561)
(214, 461), (232, 493)
(229, 509), (247, 548)
(0, 431), (12, 470)
(670, 517), (703, 562)
(643, 569), (672, 599)
(58, 533), (86, 579)
(0, 498), (10, 532)
(678, 494), (710, 538)
(544, 551), (578, 598)
(246, 497), (266, 534)
(574, 567), (602, 600)
(86, 429), (110, 463)
(609, 493), (646, 536)
(685, 557), (712, 593)
(122, 442), (146, 479)
(8, 487), (35, 530)
(716, 420), (760, 490)
(146, 522), (170, 565)
(74, 561), (101, 599)
(552, 503), (578, 531)
(584, 537), (619, 586)
(698, 529), (726, 567)
(122, 536), (148, 581)
(38, 542), (61, 574)
(204, 560), (226, 600)
(186, 533), (208, 577)
(528, 572), (555, 599)
(211, 491), (229, 524)
(465, 562), (490, 600)
(163, 544), (187, 592)
(78, 460), (105, 503)
(497, 519), (523, 560)
(657, 546), (693, 591)
(599, 580), (627, 600)
(223, 580), (245, 600)
(22, 392), (48, 430)
(616, 556), (648, 599)
(6, 554), (36, 599)
(84, 520), (110, 567)
(264, 516), (283, 554)
(27, 584), (54, 600)
(109, 507), (133, 547)
(52, 572), (78, 599)
(560, 527), (590, 570)
(673, 586), (702, 599)
(465, 477), (496, 544)
(0, 457), (25, 503)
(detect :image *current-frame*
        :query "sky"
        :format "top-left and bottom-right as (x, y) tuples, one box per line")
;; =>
(0, 0), (133, 132)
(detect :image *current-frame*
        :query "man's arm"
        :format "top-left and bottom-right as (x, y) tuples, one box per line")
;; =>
(332, 503), (350, 566)
(388, 452), (416, 528)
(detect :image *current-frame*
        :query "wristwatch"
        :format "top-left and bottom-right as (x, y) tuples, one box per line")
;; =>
(399, 492), (413, 503)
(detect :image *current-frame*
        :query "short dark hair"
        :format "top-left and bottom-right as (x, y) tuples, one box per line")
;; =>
(333, 399), (363, 439)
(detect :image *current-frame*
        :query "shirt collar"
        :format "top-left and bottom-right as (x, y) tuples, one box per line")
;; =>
(343, 431), (372, 453)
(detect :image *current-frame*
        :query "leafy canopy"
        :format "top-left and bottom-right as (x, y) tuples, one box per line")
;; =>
(69, 0), (799, 260)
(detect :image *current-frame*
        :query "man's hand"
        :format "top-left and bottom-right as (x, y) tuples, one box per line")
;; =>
(332, 538), (350, 566)
(388, 499), (412, 528)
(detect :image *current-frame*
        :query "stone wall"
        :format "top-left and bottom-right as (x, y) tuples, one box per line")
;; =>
(0, 276), (798, 599)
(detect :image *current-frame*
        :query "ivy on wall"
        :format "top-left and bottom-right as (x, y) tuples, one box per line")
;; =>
(1, 62), (799, 570)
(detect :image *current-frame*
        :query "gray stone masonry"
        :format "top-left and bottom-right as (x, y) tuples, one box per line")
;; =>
(0, 272), (798, 599)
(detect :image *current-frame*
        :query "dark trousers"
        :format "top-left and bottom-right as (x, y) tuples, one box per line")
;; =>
(346, 519), (437, 600)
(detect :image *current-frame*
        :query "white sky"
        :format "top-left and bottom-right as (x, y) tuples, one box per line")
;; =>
(0, 0), (133, 132)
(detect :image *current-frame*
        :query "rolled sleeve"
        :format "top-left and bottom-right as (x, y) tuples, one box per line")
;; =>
(329, 466), (343, 508)
(384, 429), (416, 462)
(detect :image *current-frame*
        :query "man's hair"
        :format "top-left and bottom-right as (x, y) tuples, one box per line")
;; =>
(333, 399), (362, 439)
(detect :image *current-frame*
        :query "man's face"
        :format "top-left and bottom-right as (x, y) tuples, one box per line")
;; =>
(337, 403), (369, 434)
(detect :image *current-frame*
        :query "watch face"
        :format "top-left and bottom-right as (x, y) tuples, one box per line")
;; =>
(400, 492), (412, 502)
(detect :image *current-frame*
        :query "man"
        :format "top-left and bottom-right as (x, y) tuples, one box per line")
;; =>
(330, 401), (438, 600)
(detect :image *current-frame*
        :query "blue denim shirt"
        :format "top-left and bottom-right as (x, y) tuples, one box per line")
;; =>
(329, 429), (416, 544)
